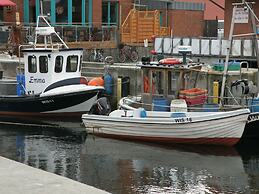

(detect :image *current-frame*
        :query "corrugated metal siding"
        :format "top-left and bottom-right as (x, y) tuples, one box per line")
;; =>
(139, 0), (168, 10)
(169, 2), (205, 11)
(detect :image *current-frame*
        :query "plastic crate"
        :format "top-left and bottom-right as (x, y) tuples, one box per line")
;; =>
(212, 61), (240, 72)
(179, 88), (207, 106)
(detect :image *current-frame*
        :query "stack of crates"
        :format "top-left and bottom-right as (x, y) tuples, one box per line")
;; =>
(212, 61), (240, 71)
(179, 88), (208, 106)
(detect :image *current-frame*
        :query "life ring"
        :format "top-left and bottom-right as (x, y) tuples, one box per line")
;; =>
(159, 58), (181, 65)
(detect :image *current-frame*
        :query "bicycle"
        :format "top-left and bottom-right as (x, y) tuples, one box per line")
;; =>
(89, 49), (104, 62)
(118, 44), (139, 63)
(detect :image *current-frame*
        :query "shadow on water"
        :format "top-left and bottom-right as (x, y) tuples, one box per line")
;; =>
(0, 122), (258, 193)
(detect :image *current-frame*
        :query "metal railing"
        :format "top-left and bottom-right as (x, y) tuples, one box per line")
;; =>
(21, 23), (118, 44)
(154, 36), (259, 59)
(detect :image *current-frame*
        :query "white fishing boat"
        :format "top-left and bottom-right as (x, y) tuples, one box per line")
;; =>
(0, 15), (108, 121)
(82, 108), (250, 146)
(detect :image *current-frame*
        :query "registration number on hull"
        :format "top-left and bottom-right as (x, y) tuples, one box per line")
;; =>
(174, 117), (192, 123)
(41, 99), (54, 104)
(247, 114), (259, 123)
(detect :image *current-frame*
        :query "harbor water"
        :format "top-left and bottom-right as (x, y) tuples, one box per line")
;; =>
(0, 123), (258, 194)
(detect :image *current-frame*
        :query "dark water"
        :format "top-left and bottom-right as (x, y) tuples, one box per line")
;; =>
(0, 124), (258, 194)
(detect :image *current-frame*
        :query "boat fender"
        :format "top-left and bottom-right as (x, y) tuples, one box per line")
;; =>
(88, 77), (104, 86)
(140, 108), (147, 118)
(104, 73), (113, 95)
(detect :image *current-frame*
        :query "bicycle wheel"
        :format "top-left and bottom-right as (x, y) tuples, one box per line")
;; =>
(118, 51), (126, 63)
(98, 54), (104, 62)
(89, 53), (95, 62)
(130, 51), (139, 62)
(104, 56), (114, 65)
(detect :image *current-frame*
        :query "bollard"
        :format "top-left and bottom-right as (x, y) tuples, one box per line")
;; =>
(213, 81), (219, 104)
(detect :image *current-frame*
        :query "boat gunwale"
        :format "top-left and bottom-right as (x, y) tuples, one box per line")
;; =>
(82, 110), (249, 125)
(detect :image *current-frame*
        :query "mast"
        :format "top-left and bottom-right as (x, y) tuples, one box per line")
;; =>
(220, 5), (236, 106)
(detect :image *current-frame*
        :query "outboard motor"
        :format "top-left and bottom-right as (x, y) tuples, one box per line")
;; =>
(89, 97), (111, 115)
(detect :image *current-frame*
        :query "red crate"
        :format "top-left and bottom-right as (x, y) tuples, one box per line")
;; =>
(179, 88), (207, 106)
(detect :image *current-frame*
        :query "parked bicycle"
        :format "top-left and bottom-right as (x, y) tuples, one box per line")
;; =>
(89, 49), (104, 62)
(118, 44), (139, 63)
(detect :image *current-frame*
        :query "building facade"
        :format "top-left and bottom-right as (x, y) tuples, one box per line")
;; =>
(3, 0), (134, 27)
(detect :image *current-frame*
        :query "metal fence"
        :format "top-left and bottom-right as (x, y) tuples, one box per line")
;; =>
(154, 36), (258, 59)
(21, 24), (118, 44)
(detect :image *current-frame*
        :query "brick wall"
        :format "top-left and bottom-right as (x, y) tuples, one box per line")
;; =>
(3, 0), (23, 25)
(92, 0), (102, 27)
(169, 10), (204, 37)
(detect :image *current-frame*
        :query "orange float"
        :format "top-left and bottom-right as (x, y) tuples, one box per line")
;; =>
(88, 77), (104, 86)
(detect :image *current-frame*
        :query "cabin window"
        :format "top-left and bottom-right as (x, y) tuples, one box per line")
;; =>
(152, 71), (164, 95)
(28, 55), (37, 73)
(55, 56), (63, 73)
(39, 56), (48, 73)
(66, 55), (78, 72)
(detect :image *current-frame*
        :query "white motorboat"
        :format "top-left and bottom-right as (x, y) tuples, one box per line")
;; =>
(82, 108), (250, 146)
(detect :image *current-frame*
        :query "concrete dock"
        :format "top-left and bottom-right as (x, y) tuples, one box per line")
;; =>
(0, 156), (110, 194)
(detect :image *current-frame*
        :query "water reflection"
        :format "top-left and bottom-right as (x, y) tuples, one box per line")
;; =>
(0, 125), (258, 194)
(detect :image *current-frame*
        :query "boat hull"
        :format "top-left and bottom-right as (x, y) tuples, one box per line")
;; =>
(82, 109), (249, 146)
(243, 112), (259, 138)
(0, 89), (102, 118)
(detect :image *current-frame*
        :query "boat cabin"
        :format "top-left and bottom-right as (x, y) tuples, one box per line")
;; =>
(139, 59), (203, 111)
(19, 15), (84, 95)
(22, 48), (83, 95)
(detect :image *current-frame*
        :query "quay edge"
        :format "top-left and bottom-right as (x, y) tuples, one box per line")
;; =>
(0, 156), (110, 194)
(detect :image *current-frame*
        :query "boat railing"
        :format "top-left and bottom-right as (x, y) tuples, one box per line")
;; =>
(120, 95), (254, 111)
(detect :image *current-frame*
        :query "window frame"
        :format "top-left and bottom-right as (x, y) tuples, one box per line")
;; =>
(55, 55), (64, 73)
(39, 55), (48, 73)
(28, 55), (37, 73)
(66, 55), (78, 72)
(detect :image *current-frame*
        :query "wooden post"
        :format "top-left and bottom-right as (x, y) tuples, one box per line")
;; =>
(117, 78), (122, 108)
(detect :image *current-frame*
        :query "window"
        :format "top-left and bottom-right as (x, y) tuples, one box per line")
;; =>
(0, 7), (3, 23)
(39, 56), (48, 73)
(66, 55), (78, 72)
(55, 56), (63, 73)
(85, 0), (89, 24)
(28, 55), (37, 73)
(102, 1), (118, 25)
(42, 1), (51, 16)
(56, 0), (68, 24)
(29, 0), (36, 23)
(72, 0), (82, 24)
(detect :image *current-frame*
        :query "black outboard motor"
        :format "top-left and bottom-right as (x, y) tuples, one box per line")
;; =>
(89, 97), (111, 115)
